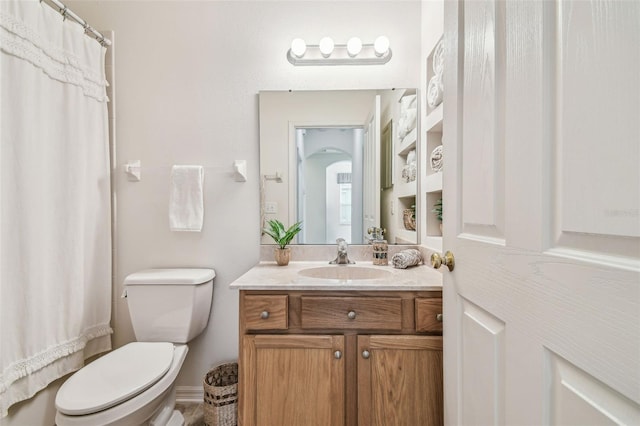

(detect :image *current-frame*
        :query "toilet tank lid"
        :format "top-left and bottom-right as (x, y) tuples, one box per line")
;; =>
(124, 268), (215, 285)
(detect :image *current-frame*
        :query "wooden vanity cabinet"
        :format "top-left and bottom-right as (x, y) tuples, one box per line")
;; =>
(238, 290), (443, 426)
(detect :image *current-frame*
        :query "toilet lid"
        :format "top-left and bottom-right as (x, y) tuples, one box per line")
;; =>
(56, 342), (174, 415)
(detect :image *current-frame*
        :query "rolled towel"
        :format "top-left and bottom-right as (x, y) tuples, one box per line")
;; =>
(427, 75), (443, 108)
(403, 108), (417, 133)
(398, 108), (417, 142)
(407, 149), (416, 166)
(392, 249), (423, 269)
(400, 94), (417, 114)
(433, 40), (444, 76)
(430, 145), (443, 172)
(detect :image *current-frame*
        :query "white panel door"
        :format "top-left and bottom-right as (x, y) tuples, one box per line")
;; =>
(442, 1), (640, 425)
(363, 95), (381, 237)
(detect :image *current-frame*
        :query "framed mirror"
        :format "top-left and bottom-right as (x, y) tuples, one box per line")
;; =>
(259, 89), (418, 245)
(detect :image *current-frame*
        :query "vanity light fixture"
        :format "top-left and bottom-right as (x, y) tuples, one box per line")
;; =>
(318, 36), (335, 57)
(373, 35), (390, 57)
(287, 36), (392, 66)
(346, 37), (363, 57)
(290, 38), (307, 58)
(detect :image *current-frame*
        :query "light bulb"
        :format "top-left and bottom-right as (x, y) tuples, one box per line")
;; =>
(319, 37), (334, 57)
(291, 38), (306, 58)
(346, 37), (362, 57)
(374, 35), (390, 57)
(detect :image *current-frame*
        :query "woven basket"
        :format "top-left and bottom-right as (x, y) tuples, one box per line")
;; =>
(403, 209), (416, 231)
(203, 362), (238, 426)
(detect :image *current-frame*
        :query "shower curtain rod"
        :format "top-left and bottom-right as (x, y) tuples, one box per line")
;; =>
(40, 0), (112, 46)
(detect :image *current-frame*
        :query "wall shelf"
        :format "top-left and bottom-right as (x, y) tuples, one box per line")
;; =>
(425, 104), (443, 132)
(395, 181), (417, 198)
(424, 172), (442, 193)
(397, 128), (418, 156)
(419, 32), (444, 248)
(396, 229), (417, 244)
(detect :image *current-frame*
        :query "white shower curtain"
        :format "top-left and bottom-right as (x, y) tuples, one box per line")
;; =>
(0, 0), (112, 416)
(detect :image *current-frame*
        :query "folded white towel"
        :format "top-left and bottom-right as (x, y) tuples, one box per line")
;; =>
(169, 165), (204, 232)
(400, 94), (417, 114)
(427, 75), (443, 108)
(397, 108), (417, 141)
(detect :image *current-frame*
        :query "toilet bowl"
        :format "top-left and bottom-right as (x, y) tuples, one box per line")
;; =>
(56, 343), (187, 426)
(55, 268), (215, 426)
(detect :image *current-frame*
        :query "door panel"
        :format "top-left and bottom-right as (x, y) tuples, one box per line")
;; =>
(443, 0), (640, 425)
(550, 0), (640, 261)
(555, 1), (639, 241)
(461, 0), (505, 241)
(547, 351), (640, 425)
(460, 299), (505, 426)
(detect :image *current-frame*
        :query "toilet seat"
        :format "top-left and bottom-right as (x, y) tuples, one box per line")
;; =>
(56, 342), (174, 415)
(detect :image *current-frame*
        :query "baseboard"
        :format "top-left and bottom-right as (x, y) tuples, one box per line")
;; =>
(176, 385), (204, 403)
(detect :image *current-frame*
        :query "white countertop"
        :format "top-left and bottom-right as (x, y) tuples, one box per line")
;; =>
(229, 261), (442, 291)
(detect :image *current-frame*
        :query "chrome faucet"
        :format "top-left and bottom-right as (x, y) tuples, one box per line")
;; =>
(329, 238), (355, 265)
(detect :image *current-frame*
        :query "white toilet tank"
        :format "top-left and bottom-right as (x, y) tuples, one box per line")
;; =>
(124, 268), (215, 343)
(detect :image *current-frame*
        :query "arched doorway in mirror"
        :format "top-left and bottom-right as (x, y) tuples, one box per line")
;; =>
(296, 127), (364, 244)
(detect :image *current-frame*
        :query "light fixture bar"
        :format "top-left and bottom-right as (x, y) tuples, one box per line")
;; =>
(287, 44), (392, 66)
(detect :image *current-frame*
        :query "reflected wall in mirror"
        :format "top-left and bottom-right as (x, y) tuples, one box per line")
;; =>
(260, 89), (418, 245)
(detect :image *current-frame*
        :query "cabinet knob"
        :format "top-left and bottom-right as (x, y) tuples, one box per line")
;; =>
(334, 350), (342, 360)
(260, 311), (269, 319)
(436, 313), (443, 322)
(347, 310), (357, 320)
(362, 350), (370, 359)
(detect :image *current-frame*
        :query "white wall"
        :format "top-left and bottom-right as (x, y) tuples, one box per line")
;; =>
(4, 1), (421, 423)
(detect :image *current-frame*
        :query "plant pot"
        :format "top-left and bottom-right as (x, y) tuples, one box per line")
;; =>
(274, 247), (291, 266)
(439, 222), (443, 235)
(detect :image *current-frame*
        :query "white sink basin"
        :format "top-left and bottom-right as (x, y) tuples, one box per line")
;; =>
(298, 266), (392, 281)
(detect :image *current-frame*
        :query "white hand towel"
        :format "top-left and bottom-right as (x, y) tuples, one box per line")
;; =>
(169, 165), (204, 232)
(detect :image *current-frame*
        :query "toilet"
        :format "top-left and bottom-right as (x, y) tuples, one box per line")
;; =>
(55, 268), (215, 426)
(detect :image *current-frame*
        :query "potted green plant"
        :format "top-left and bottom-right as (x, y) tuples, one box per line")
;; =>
(432, 198), (443, 234)
(263, 219), (302, 266)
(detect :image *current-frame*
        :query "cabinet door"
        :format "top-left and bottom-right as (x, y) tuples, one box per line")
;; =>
(357, 335), (443, 426)
(241, 334), (345, 426)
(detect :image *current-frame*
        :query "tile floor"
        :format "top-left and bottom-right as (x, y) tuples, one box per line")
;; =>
(176, 402), (205, 426)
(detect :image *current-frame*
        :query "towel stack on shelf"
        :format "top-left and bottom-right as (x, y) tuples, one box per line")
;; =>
(402, 148), (417, 183)
(397, 94), (417, 143)
(428, 40), (444, 108)
(399, 94), (418, 183)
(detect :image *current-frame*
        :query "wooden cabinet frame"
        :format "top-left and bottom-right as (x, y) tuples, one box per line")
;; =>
(238, 290), (443, 426)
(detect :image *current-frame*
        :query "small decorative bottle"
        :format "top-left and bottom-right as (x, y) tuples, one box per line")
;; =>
(372, 239), (389, 266)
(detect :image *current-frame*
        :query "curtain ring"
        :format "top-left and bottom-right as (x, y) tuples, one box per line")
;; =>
(60, 6), (68, 21)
